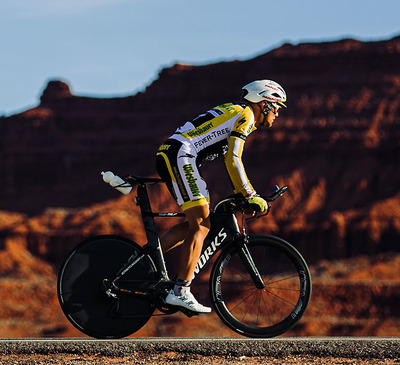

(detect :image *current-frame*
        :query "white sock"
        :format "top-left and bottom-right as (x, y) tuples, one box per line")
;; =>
(173, 279), (191, 296)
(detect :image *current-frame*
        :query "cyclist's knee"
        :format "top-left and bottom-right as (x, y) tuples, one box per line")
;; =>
(186, 226), (208, 250)
(202, 214), (211, 230)
(185, 204), (209, 222)
(195, 223), (210, 238)
(187, 219), (209, 238)
(185, 204), (210, 238)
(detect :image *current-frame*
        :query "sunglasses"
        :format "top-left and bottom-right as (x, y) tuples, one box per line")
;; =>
(270, 104), (280, 115)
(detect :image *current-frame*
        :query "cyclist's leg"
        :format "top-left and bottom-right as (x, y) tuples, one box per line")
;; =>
(177, 203), (210, 281)
(156, 138), (210, 257)
(165, 200), (211, 313)
(160, 221), (188, 252)
(156, 140), (212, 312)
(165, 203), (211, 313)
(159, 204), (210, 256)
(160, 205), (210, 278)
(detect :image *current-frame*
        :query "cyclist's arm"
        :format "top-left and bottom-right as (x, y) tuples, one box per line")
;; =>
(224, 134), (255, 197)
(224, 106), (257, 197)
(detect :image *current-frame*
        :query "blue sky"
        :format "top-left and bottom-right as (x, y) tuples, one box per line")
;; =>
(1, 0), (399, 116)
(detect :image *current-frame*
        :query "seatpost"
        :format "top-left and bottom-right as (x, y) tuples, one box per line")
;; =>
(135, 184), (168, 277)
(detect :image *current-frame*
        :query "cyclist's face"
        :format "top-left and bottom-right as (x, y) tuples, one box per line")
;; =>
(264, 103), (280, 128)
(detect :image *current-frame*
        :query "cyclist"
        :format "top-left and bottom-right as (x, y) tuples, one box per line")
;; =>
(156, 80), (287, 313)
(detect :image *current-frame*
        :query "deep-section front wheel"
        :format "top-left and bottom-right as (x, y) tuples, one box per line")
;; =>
(57, 235), (157, 338)
(210, 235), (311, 338)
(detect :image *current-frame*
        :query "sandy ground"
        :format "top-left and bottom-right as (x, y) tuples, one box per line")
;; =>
(0, 353), (399, 365)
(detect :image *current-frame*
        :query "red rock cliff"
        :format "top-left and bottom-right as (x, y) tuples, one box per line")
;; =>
(0, 36), (400, 338)
(1, 36), (399, 263)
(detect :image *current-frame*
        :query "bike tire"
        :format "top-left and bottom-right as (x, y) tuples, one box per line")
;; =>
(57, 235), (157, 339)
(209, 235), (311, 338)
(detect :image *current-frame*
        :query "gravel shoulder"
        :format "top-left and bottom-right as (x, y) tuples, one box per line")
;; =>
(0, 338), (398, 364)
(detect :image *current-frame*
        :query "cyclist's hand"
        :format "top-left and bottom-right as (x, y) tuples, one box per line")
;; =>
(247, 195), (268, 212)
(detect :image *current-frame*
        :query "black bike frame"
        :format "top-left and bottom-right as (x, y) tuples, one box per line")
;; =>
(135, 182), (242, 281)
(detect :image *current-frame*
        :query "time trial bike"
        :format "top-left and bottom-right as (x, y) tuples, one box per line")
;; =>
(57, 173), (311, 339)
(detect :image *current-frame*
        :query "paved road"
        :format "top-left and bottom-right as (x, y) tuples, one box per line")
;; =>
(0, 338), (398, 359)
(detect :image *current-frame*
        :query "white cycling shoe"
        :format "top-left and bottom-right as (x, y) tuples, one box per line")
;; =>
(165, 290), (212, 314)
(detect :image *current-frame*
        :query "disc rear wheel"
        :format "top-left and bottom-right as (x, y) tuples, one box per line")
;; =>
(58, 235), (157, 338)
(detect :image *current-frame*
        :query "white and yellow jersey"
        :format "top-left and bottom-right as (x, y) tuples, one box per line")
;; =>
(170, 102), (257, 197)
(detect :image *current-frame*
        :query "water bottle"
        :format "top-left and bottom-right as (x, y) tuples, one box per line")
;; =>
(101, 171), (132, 195)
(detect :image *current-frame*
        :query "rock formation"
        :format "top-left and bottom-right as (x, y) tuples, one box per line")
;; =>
(0, 35), (399, 337)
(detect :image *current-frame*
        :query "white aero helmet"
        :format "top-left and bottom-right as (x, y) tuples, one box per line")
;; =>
(242, 80), (287, 108)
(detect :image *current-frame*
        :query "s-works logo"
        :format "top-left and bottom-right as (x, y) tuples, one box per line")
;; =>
(194, 228), (227, 275)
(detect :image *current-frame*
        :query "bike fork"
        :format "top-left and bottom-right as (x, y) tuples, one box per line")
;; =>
(237, 235), (265, 289)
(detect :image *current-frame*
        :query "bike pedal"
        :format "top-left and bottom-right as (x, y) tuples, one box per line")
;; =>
(157, 302), (179, 315)
(179, 307), (200, 318)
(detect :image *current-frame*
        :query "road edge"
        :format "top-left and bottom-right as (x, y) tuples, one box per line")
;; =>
(0, 338), (398, 359)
